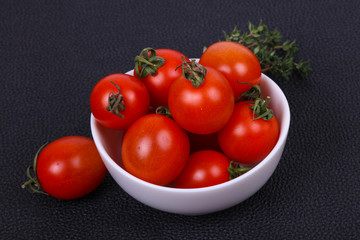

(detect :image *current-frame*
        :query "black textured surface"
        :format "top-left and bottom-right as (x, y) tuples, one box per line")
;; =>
(1, 0), (360, 239)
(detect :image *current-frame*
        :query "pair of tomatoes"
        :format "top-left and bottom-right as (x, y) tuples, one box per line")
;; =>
(90, 41), (280, 189)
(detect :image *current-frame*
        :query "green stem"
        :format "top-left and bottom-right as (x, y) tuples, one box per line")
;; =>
(251, 96), (274, 121)
(21, 143), (48, 195)
(228, 161), (251, 180)
(106, 81), (126, 118)
(134, 56), (158, 67)
(237, 82), (274, 121)
(155, 106), (172, 118)
(177, 57), (207, 88)
(134, 48), (165, 78)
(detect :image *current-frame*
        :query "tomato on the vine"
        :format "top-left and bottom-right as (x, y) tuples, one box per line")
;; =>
(168, 60), (234, 134)
(121, 114), (190, 186)
(173, 150), (230, 188)
(134, 48), (189, 108)
(199, 41), (262, 98)
(90, 73), (150, 130)
(218, 101), (280, 164)
(23, 136), (107, 200)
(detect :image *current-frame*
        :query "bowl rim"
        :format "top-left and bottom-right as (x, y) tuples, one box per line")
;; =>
(91, 71), (290, 193)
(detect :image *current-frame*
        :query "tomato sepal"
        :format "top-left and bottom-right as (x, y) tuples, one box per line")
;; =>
(227, 160), (251, 180)
(21, 143), (49, 195)
(106, 81), (126, 118)
(176, 57), (206, 88)
(238, 82), (275, 121)
(134, 47), (165, 78)
(155, 106), (172, 119)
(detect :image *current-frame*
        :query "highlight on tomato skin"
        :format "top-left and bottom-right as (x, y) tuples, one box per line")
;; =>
(121, 113), (190, 186)
(173, 150), (231, 189)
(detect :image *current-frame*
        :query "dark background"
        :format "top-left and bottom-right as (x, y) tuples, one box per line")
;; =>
(1, 0), (359, 239)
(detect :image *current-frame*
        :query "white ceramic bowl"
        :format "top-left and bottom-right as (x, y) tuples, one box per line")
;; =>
(90, 64), (290, 215)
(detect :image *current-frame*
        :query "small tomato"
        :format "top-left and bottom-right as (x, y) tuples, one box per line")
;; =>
(218, 101), (280, 164)
(134, 48), (190, 108)
(121, 114), (190, 186)
(22, 136), (107, 200)
(173, 150), (230, 188)
(90, 73), (150, 130)
(168, 60), (234, 134)
(200, 41), (262, 98)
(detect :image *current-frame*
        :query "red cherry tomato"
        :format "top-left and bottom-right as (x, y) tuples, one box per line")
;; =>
(134, 49), (189, 108)
(35, 136), (107, 200)
(168, 66), (234, 134)
(121, 114), (190, 186)
(199, 41), (262, 98)
(173, 150), (230, 188)
(218, 101), (280, 164)
(90, 73), (150, 130)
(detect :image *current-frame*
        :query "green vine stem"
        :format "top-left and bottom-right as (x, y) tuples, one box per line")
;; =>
(155, 106), (173, 118)
(21, 143), (48, 195)
(237, 81), (263, 101)
(251, 96), (274, 121)
(106, 81), (126, 118)
(238, 82), (274, 121)
(176, 56), (207, 88)
(228, 161), (251, 180)
(134, 47), (165, 78)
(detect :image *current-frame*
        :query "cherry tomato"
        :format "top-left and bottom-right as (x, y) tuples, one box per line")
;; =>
(90, 73), (150, 130)
(134, 48), (189, 108)
(121, 114), (190, 186)
(36, 136), (107, 200)
(173, 150), (230, 188)
(168, 65), (234, 134)
(199, 41), (262, 98)
(218, 101), (280, 164)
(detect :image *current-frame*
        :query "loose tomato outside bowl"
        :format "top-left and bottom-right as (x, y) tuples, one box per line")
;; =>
(90, 60), (290, 216)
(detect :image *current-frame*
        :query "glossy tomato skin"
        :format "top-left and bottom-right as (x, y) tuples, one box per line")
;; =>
(121, 114), (190, 186)
(36, 136), (107, 200)
(135, 49), (190, 108)
(168, 67), (234, 134)
(90, 73), (150, 130)
(199, 41), (262, 98)
(218, 101), (280, 164)
(173, 150), (230, 188)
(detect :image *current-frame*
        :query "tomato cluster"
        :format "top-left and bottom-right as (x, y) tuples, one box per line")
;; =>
(22, 41), (280, 200)
(89, 42), (280, 189)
